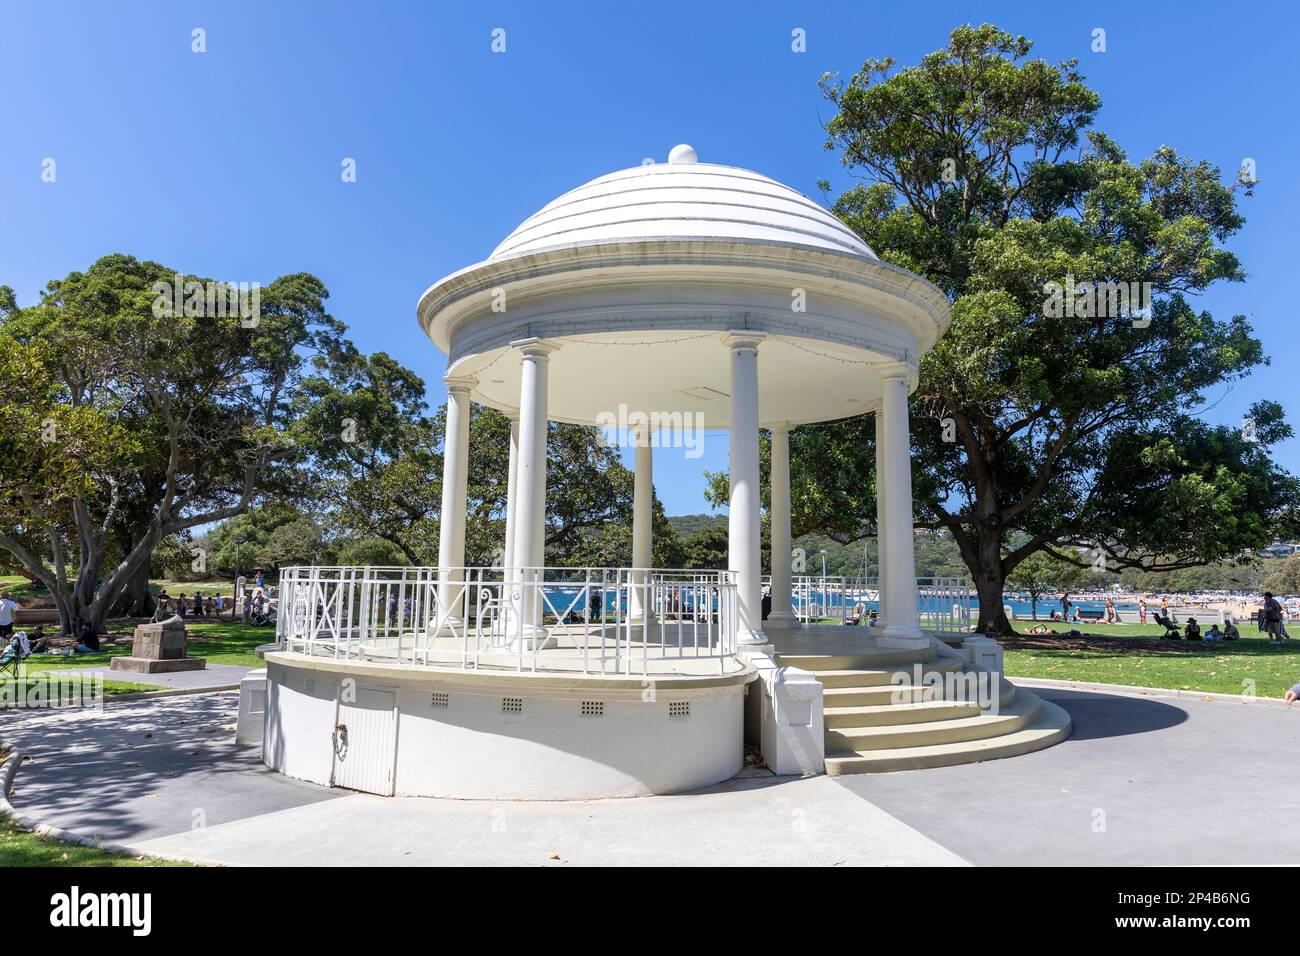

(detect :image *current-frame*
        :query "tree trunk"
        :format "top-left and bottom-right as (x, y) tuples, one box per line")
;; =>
(973, 528), (1013, 635)
(110, 559), (155, 617)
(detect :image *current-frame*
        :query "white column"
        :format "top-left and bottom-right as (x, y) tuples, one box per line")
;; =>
(726, 333), (767, 647)
(511, 339), (556, 632)
(878, 365), (925, 646)
(767, 423), (796, 627)
(436, 375), (475, 622)
(502, 414), (520, 579)
(629, 425), (654, 621)
(870, 399), (890, 630)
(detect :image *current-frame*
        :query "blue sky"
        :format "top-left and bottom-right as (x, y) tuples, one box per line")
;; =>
(2, 0), (1296, 516)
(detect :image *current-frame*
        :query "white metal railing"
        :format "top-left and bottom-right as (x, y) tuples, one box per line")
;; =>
(763, 574), (973, 631)
(276, 566), (738, 676)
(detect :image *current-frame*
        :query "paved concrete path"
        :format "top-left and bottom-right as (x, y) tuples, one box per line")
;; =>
(5, 683), (1296, 865)
(0, 693), (962, 866)
(834, 686), (1300, 865)
(50, 663), (254, 691)
(1, 692), (340, 844)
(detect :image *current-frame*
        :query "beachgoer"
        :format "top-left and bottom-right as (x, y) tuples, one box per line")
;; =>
(0, 592), (19, 639)
(1263, 592), (1286, 642)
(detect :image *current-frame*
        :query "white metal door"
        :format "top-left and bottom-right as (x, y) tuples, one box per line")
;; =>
(331, 688), (397, 795)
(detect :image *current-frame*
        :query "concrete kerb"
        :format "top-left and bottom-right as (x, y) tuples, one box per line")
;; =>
(0, 744), (214, 866)
(1012, 675), (1299, 709)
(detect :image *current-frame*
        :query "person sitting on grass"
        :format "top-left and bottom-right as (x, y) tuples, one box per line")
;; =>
(1184, 617), (1202, 641)
(1205, 623), (1223, 641)
(1224, 620), (1241, 641)
(1029, 623), (1058, 635)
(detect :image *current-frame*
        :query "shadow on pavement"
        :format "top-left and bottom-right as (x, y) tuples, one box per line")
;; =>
(1035, 687), (1188, 741)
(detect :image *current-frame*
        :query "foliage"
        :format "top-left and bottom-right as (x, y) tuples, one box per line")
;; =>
(794, 23), (1300, 632)
(0, 255), (342, 632)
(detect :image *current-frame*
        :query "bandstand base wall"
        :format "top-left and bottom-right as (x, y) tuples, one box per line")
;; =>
(262, 654), (753, 800)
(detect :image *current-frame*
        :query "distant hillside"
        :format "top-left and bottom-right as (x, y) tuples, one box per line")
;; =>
(668, 514), (728, 537)
(666, 516), (969, 579)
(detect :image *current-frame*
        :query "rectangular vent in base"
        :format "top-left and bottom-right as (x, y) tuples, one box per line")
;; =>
(669, 701), (690, 719)
(305, 678), (316, 695)
(430, 692), (449, 709)
(580, 700), (604, 717)
(501, 697), (523, 713)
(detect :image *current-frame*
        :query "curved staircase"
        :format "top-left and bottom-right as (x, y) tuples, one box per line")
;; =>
(773, 637), (1070, 774)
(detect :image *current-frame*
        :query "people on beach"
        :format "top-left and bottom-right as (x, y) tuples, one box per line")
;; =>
(1139, 598), (1148, 624)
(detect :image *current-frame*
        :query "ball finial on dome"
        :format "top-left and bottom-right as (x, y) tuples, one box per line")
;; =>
(668, 144), (698, 164)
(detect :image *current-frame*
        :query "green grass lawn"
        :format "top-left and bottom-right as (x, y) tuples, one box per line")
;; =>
(1001, 619), (1300, 697)
(4, 622), (268, 700)
(0, 815), (189, 867)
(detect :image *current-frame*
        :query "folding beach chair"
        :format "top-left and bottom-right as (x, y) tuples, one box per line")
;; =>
(0, 631), (32, 679)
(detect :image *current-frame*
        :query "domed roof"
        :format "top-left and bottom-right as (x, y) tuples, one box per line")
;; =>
(488, 144), (877, 262)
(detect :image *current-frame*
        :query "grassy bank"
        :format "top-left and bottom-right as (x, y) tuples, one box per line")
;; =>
(0, 815), (188, 867)
(1001, 620), (1300, 697)
(3, 622), (267, 699)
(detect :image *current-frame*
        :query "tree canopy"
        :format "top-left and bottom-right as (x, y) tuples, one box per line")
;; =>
(789, 23), (1300, 632)
(0, 254), (342, 631)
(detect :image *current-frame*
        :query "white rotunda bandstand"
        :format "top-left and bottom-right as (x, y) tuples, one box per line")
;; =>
(261, 145), (1070, 799)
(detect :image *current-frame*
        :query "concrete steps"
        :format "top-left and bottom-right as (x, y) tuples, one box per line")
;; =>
(822, 681), (1016, 726)
(774, 638), (1070, 774)
(811, 657), (966, 688)
(824, 695), (1072, 774)
(776, 647), (938, 672)
(827, 688), (1041, 751)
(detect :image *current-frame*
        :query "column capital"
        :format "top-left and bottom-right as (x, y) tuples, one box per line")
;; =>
(878, 360), (912, 381)
(722, 331), (767, 352)
(511, 336), (562, 357)
(443, 374), (477, 395)
(865, 399), (883, 414)
(764, 421), (792, 435)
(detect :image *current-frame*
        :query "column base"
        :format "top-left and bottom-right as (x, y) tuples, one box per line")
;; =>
(877, 625), (930, 650)
(737, 627), (772, 661)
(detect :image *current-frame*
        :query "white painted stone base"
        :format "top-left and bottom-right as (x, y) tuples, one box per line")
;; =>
(752, 653), (824, 776)
(262, 654), (752, 800)
(236, 668), (267, 745)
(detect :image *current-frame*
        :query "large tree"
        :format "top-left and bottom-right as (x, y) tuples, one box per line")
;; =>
(796, 24), (1300, 633)
(295, 345), (681, 568)
(0, 255), (341, 633)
